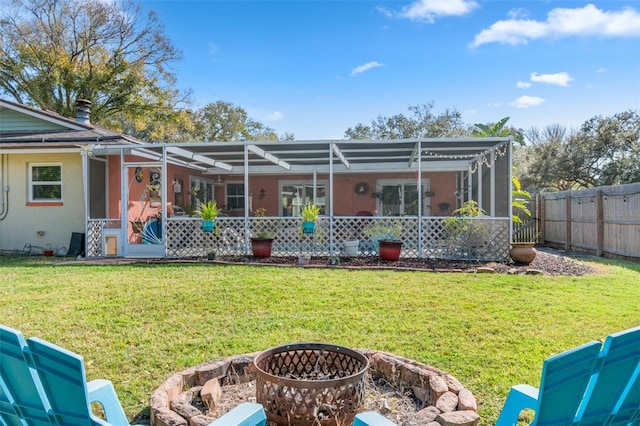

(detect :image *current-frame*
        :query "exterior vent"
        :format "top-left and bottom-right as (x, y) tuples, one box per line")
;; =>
(76, 99), (91, 124)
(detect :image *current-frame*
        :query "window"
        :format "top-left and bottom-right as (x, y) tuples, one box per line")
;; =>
(226, 183), (245, 210)
(280, 182), (326, 217)
(188, 176), (214, 206)
(376, 179), (430, 216)
(29, 164), (62, 202)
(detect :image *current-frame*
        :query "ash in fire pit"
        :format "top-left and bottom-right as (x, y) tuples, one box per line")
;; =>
(254, 343), (369, 426)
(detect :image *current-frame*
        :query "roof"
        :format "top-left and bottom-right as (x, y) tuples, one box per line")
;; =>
(0, 98), (510, 173)
(94, 138), (512, 175)
(0, 98), (142, 150)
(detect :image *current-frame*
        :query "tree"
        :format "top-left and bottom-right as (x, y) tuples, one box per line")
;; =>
(0, 0), (186, 135)
(472, 116), (524, 145)
(473, 117), (530, 223)
(192, 101), (279, 142)
(579, 110), (640, 185)
(344, 102), (469, 139)
(525, 111), (640, 190)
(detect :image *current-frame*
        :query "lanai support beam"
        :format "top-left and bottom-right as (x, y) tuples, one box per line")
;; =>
(331, 143), (350, 169)
(247, 144), (291, 170)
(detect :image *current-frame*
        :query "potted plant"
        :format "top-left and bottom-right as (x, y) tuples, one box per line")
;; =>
(510, 176), (536, 264)
(298, 202), (321, 265)
(300, 202), (321, 235)
(444, 201), (488, 258)
(197, 200), (221, 232)
(250, 207), (275, 258)
(147, 183), (160, 198)
(207, 249), (216, 261)
(363, 221), (403, 261)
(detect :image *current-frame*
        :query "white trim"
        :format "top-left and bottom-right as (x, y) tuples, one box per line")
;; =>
(28, 162), (63, 203)
(279, 179), (329, 217)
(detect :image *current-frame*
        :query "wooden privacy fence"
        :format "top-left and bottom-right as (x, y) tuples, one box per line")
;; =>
(539, 183), (640, 260)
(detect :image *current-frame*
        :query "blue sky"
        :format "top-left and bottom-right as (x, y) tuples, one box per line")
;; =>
(140, 0), (640, 140)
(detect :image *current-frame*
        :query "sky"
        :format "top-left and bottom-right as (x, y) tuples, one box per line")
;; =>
(140, 0), (640, 141)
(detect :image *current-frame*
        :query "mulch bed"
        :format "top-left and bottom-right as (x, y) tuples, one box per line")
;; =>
(216, 248), (595, 276)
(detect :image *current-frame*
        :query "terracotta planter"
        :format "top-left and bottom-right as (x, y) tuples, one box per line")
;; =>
(379, 240), (403, 261)
(251, 238), (274, 258)
(510, 242), (537, 264)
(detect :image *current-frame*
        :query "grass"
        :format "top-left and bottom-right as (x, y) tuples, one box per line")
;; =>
(1, 255), (639, 425)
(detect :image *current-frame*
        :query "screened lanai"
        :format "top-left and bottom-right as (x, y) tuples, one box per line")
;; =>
(83, 137), (512, 261)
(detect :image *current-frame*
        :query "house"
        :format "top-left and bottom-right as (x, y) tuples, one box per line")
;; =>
(0, 98), (141, 255)
(1, 98), (513, 261)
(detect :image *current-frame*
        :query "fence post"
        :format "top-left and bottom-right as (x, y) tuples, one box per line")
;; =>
(537, 193), (544, 244)
(596, 189), (604, 257)
(565, 194), (572, 251)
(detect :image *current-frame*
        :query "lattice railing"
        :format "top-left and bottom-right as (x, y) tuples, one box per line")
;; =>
(87, 219), (122, 258)
(87, 216), (510, 261)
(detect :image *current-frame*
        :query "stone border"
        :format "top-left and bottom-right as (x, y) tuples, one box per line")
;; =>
(150, 350), (479, 426)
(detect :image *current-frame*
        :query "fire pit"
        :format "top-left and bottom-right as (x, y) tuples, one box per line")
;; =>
(254, 343), (369, 426)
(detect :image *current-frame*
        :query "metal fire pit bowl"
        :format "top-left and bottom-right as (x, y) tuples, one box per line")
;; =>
(254, 343), (370, 426)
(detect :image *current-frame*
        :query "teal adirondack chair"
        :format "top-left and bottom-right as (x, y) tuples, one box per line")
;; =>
(496, 326), (640, 426)
(0, 324), (133, 425)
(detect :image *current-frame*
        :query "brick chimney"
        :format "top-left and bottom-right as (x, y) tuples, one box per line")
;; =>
(76, 99), (91, 124)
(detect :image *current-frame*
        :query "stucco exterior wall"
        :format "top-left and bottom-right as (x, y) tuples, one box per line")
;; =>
(0, 153), (85, 254)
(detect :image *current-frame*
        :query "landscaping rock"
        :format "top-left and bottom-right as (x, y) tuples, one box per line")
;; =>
(201, 379), (222, 411)
(436, 410), (480, 426)
(457, 389), (477, 411)
(435, 391), (459, 413)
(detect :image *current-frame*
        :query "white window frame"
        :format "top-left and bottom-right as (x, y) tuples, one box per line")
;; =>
(29, 163), (63, 202)
(375, 178), (431, 216)
(279, 180), (328, 217)
(225, 182), (245, 211)
(188, 176), (214, 205)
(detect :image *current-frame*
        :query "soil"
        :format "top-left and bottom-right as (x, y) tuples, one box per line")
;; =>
(217, 247), (595, 276)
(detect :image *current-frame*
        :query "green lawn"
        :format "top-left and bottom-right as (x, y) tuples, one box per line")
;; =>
(1, 255), (639, 425)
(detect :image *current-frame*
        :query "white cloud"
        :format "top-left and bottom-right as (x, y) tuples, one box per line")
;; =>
(510, 96), (545, 109)
(487, 102), (503, 108)
(507, 8), (530, 20)
(383, 0), (478, 23)
(351, 61), (384, 76)
(530, 72), (573, 87)
(471, 4), (640, 47)
(262, 111), (284, 122)
(597, 67), (608, 73)
(516, 81), (532, 88)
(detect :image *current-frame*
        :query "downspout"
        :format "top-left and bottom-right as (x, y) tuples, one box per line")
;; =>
(81, 148), (90, 257)
(0, 154), (9, 221)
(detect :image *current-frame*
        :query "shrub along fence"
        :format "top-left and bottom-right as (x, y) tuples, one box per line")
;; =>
(538, 183), (640, 260)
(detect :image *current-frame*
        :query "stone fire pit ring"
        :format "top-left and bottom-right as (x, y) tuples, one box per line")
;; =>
(149, 349), (480, 426)
(254, 343), (369, 426)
